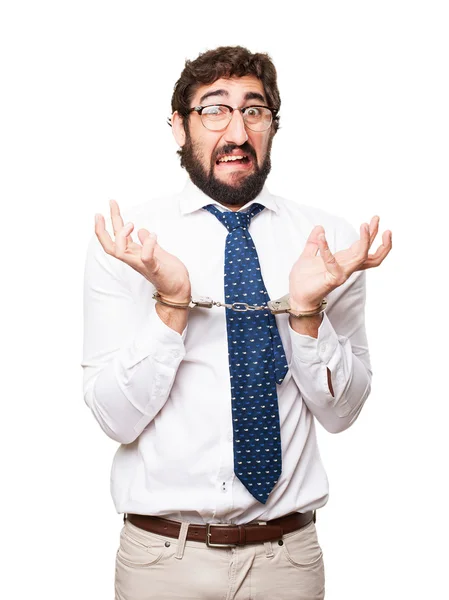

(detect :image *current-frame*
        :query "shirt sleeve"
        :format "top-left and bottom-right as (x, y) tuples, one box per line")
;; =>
(81, 234), (187, 444)
(288, 237), (372, 434)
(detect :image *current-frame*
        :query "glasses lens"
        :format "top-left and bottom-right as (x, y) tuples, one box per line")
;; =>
(243, 107), (273, 131)
(201, 105), (231, 130)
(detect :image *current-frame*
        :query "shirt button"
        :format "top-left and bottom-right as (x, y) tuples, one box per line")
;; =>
(320, 343), (327, 354)
(227, 431), (233, 442)
(171, 350), (180, 358)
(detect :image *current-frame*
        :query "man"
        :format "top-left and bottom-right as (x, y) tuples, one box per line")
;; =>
(82, 46), (392, 599)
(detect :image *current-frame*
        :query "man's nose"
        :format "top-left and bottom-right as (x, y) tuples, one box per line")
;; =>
(224, 109), (248, 146)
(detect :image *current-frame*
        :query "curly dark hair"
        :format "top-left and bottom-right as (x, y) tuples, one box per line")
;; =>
(170, 45), (281, 134)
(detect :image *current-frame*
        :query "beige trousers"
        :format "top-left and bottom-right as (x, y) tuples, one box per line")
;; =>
(115, 518), (325, 599)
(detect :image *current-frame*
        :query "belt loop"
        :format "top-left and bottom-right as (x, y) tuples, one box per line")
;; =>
(123, 513), (127, 524)
(313, 510), (316, 523)
(264, 541), (274, 558)
(175, 522), (190, 560)
(238, 525), (246, 546)
(258, 520), (273, 557)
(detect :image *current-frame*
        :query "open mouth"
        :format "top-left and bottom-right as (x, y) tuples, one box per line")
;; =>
(215, 153), (252, 169)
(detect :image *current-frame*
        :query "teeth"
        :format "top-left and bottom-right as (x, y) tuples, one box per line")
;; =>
(219, 155), (245, 163)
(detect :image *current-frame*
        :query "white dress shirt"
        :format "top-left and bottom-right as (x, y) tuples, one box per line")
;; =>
(81, 179), (372, 524)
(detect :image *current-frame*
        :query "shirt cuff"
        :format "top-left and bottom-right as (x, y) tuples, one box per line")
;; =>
(289, 313), (339, 365)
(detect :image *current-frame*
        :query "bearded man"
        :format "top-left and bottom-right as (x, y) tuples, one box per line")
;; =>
(82, 45), (392, 600)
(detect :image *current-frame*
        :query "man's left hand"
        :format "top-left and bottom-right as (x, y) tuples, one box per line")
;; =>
(289, 216), (392, 312)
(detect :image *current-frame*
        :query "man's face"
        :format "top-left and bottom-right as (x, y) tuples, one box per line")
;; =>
(175, 76), (275, 208)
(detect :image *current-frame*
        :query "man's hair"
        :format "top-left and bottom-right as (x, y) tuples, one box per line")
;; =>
(170, 46), (281, 133)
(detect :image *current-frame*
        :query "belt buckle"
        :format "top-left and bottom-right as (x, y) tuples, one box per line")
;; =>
(206, 523), (237, 548)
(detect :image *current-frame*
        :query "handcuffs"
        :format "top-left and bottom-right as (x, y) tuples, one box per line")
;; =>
(153, 292), (327, 319)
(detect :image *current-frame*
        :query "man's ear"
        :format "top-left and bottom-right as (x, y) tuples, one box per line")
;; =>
(171, 111), (186, 147)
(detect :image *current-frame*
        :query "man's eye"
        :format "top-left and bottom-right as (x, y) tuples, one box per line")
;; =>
(246, 107), (261, 117)
(203, 106), (227, 116)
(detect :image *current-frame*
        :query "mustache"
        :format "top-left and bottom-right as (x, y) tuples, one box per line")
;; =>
(212, 142), (257, 163)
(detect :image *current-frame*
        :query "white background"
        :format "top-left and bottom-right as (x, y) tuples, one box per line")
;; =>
(1, 1), (448, 598)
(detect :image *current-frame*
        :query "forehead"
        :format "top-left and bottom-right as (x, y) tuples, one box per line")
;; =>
(191, 75), (266, 106)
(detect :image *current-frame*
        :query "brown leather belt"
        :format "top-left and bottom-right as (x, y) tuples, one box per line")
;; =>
(126, 511), (315, 547)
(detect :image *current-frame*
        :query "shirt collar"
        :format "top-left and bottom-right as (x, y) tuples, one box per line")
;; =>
(178, 178), (280, 216)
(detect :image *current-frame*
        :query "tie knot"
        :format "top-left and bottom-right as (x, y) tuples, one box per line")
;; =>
(203, 203), (265, 232)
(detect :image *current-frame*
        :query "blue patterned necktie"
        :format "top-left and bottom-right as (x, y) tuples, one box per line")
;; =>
(203, 203), (288, 504)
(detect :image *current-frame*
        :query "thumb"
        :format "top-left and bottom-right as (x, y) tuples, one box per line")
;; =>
(138, 228), (151, 245)
(301, 225), (324, 258)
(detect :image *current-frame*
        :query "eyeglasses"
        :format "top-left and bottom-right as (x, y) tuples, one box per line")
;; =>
(188, 104), (277, 132)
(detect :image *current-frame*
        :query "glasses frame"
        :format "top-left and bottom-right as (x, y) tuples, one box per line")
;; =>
(187, 104), (278, 132)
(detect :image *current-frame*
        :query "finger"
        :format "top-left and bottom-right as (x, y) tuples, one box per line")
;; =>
(318, 233), (344, 280)
(115, 222), (134, 257)
(301, 225), (324, 258)
(95, 213), (116, 254)
(110, 199), (135, 245)
(368, 216), (380, 247)
(109, 199), (125, 236)
(141, 232), (158, 264)
(356, 222), (371, 261)
(362, 230), (392, 269)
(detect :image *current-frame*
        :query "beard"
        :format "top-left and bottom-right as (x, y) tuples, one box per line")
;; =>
(178, 128), (273, 207)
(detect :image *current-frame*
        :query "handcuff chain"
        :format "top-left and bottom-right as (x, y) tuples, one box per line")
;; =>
(214, 301), (267, 312)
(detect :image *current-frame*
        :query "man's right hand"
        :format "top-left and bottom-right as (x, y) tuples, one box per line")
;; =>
(95, 199), (192, 302)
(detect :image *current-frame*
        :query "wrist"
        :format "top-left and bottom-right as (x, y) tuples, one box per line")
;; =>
(155, 290), (192, 305)
(288, 296), (327, 319)
(155, 301), (189, 334)
(289, 298), (323, 313)
(289, 312), (323, 338)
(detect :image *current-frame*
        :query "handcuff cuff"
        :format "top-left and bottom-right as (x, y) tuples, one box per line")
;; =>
(152, 292), (327, 318)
